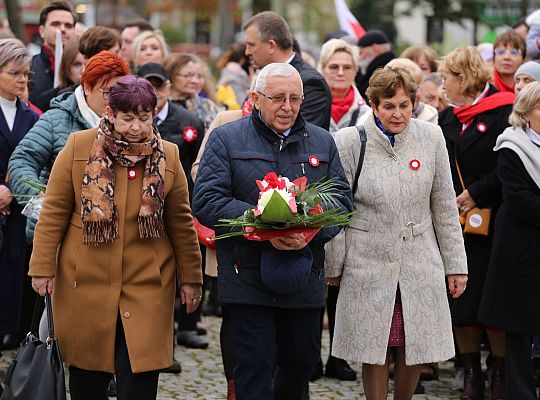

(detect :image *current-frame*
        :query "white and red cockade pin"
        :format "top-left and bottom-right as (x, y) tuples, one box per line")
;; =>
(476, 122), (487, 133)
(409, 159), (421, 171)
(128, 167), (139, 180)
(308, 155), (320, 167)
(183, 126), (197, 142)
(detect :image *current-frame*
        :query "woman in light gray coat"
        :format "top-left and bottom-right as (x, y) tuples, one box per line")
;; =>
(325, 66), (468, 399)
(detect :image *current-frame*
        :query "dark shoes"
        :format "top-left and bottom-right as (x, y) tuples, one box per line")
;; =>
(324, 355), (357, 381)
(161, 358), (182, 374)
(1, 334), (23, 350)
(310, 359), (324, 381)
(176, 330), (209, 349)
(460, 352), (485, 400)
(415, 381), (426, 394)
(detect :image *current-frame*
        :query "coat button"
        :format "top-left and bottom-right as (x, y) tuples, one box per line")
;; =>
(124, 312), (131, 318)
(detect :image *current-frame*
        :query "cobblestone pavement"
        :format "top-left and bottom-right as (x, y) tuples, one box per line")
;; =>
(0, 315), (462, 399)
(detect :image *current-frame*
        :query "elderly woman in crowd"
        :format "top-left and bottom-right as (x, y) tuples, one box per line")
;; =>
(318, 38), (370, 136)
(0, 38), (39, 352)
(400, 45), (439, 75)
(325, 66), (467, 399)
(132, 31), (169, 70)
(492, 30), (526, 93)
(165, 53), (223, 129)
(478, 82), (540, 400)
(29, 76), (202, 400)
(514, 60), (540, 94)
(8, 51), (129, 242)
(438, 46), (514, 400)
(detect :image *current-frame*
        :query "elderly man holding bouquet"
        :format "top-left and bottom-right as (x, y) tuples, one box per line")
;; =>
(193, 62), (353, 400)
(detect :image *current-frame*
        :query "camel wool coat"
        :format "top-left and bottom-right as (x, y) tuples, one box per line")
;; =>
(325, 116), (467, 366)
(29, 128), (202, 373)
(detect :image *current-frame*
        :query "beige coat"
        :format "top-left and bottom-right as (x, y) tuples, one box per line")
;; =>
(325, 115), (467, 365)
(29, 128), (202, 373)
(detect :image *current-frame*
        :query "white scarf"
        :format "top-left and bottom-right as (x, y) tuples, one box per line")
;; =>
(75, 85), (101, 128)
(494, 126), (540, 188)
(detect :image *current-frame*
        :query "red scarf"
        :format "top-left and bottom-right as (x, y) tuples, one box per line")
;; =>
(331, 86), (355, 124)
(453, 91), (515, 124)
(493, 68), (515, 93)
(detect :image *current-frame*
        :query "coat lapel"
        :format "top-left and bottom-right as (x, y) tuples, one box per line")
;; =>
(0, 98), (35, 151)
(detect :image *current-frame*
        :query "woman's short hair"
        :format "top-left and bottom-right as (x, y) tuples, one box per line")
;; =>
(509, 82), (540, 130)
(79, 26), (121, 59)
(317, 38), (360, 73)
(387, 58), (423, 85)
(80, 51), (129, 90)
(438, 46), (491, 99)
(365, 66), (417, 108)
(131, 31), (169, 66)
(0, 38), (30, 70)
(59, 36), (81, 88)
(494, 29), (526, 59)
(108, 75), (157, 116)
(400, 45), (439, 73)
(164, 53), (201, 81)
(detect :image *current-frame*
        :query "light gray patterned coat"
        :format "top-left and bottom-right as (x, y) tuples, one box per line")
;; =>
(325, 115), (467, 366)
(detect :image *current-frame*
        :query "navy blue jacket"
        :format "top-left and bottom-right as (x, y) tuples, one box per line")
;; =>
(192, 110), (352, 308)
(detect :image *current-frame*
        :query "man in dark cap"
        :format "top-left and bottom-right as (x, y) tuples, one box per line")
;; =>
(355, 29), (395, 98)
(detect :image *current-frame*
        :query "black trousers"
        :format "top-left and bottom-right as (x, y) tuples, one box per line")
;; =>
(69, 316), (159, 400)
(228, 304), (321, 400)
(506, 331), (538, 400)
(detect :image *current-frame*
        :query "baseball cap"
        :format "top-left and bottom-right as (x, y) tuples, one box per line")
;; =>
(357, 29), (390, 48)
(137, 62), (169, 83)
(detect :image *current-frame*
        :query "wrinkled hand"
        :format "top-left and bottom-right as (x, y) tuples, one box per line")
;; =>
(32, 277), (54, 296)
(456, 189), (476, 215)
(269, 233), (308, 251)
(0, 185), (13, 212)
(325, 276), (341, 286)
(181, 283), (203, 314)
(447, 274), (468, 299)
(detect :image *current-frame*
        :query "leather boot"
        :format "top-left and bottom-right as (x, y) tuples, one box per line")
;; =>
(461, 352), (485, 400)
(490, 356), (505, 400)
(227, 379), (235, 400)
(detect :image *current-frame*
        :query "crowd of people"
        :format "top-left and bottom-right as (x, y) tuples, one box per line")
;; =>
(0, 1), (539, 399)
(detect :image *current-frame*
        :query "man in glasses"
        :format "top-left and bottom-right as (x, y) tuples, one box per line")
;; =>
(193, 63), (353, 400)
(243, 11), (332, 130)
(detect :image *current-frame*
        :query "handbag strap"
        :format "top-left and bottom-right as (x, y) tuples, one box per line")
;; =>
(45, 292), (55, 342)
(455, 158), (467, 192)
(30, 293), (43, 335)
(348, 108), (360, 127)
(352, 125), (367, 197)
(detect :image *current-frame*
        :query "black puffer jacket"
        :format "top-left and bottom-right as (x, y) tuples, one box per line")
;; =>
(192, 110), (352, 308)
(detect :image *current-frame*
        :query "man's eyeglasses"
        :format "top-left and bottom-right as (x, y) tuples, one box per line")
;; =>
(494, 48), (521, 57)
(99, 88), (111, 99)
(3, 70), (34, 80)
(257, 91), (303, 105)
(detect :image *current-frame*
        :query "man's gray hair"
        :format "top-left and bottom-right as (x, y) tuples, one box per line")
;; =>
(0, 38), (30, 70)
(254, 63), (303, 93)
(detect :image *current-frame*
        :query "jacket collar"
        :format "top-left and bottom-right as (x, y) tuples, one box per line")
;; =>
(251, 106), (307, 145)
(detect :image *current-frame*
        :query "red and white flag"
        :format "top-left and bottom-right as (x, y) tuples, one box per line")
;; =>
(334, 0), (365, 39)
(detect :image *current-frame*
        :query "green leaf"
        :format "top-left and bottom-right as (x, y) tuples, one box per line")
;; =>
(260, 191), (295, 224)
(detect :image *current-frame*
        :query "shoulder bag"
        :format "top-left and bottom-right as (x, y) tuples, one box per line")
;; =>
(352, 125), (367, 197)
(455, 159), (492, 236)
(1, 292), (67, 400)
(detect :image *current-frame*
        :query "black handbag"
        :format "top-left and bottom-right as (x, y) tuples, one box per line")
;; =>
(1, 293), (67, 400)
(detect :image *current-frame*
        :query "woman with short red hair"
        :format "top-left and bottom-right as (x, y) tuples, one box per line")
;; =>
(9, 50), (130, 242)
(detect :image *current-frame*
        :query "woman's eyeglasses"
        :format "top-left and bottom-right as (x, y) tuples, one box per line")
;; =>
(494, 48), (521, 57)
(257, 91), (303, 105)
(99, 88), (111, 99)
(178, 72), (203, 80)
(326, 64), (355, 73)
(3, 70), (34, 80)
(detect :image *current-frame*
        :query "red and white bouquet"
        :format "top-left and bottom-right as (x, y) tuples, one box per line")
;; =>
(216, 172), (353, 243)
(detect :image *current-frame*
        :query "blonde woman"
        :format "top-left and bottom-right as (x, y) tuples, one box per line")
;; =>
(132, 31), (169, 69)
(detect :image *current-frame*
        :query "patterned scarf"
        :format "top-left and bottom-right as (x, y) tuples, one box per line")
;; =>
(81, 118), (166, 245)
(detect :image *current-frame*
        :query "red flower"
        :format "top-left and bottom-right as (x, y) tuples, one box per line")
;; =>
(264, 172), (280, 189)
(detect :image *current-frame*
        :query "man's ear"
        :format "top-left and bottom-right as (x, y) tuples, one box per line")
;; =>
(38, 25), (45, 40)
(267, 39), (278, 54)
(251, 91), (261, 109)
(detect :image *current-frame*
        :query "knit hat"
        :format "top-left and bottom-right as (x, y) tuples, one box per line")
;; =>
(514, 61), (540, 83)
(357, 29), (390, 48)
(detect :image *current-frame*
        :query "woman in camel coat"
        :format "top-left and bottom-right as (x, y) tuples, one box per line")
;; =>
(29, 76), (202, 400)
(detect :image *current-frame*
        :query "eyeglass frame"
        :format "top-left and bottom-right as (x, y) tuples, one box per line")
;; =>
(494, 48), (521, 57)
(2, 70), (34, 80)
(325, 63), (355, 74)
(256, 91), (304, 106)
(99, 88), (111, 99)
(177, 72), (204, 80)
